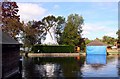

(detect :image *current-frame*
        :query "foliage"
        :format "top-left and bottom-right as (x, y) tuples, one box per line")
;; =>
(2, 1), (22, 40)
(2, 18), (23, 40)
(116, 30), (120, 42)
(1, 1), (85, 51)
(102, 36), (117, 45)
(85, 38), (92, 45)
(41, 15), (59, 41)
(60, 14), (84, 46)
(55, 16), (65, 43)
(21, 21), (40, 48)
(32, 45), (75, 53)
(116, 30), (120, 48)
(41, 15), (65, 43)
(31, 15), (65, 44)
(2, 1), (20, 21)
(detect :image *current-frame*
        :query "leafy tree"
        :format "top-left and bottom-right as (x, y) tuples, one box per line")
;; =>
(61, 14), (84, 46)
(85, 38), (91, 45)
(116, 30), (120, 41)
(2, 1), (19, 21)
(31, 20), (45, 44)
(36, 15), (65, 43)
(41, 15), (58, 41)
(102, 36), (117, 45)
(1, 1), (22, 40)
(116, 30), (120, 48)
(21, 21), (39, 51)
(56, 16), (65, 43)
(2, 18), (23, 40)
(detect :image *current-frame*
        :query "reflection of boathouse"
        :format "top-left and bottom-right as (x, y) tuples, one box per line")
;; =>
(0, 31), (21, 78)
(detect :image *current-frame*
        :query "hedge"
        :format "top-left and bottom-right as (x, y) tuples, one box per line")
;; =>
(32, 45), (75, 53)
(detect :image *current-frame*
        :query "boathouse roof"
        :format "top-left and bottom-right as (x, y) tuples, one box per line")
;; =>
(0, 29), (19, 44)
(86, 39), (107, 46)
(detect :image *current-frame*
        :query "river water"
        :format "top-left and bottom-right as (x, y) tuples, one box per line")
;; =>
(21, 55), (120, 79)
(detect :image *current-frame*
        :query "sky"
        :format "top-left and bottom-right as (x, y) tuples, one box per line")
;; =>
(10, 0), (119, 40)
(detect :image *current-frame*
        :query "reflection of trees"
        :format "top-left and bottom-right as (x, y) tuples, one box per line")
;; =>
(22, 57), (86, 78)
(32, 57), (85, 78)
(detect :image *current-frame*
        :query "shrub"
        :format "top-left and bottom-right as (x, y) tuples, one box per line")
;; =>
(32, 45), (75, 53)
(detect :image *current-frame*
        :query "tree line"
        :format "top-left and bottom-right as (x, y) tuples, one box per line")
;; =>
(1, 1), (85, 50)
(1, 1), (119, 51)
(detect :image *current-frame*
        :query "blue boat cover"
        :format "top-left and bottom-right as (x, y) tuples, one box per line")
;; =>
(86, 46), (106, 55)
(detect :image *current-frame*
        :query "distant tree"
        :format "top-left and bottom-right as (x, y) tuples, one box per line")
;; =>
(31, 20), (45, 44)
(85, 38), (91, 45)
(116, 30), (120, 48)
(55, 16), (65, 43)
(21, 21), (40, 51)
(102, 36), (117, 45)
(116, 30), (120, 41)
(37, 15), (65, 43)
(61, 14), (84, 46)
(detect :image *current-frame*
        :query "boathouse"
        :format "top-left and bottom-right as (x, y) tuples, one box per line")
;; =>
(0, 30), (21, 79)
(86, 39), (107, 55)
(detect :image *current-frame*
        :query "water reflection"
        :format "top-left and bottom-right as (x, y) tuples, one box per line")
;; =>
(86, 55), (106, 65)
(35, 63), (63, 77)
(22, 55), (119, 78)
(22, 57), (85, 78)
(118, 55), (120, 77)
(81, 55), (119, 77)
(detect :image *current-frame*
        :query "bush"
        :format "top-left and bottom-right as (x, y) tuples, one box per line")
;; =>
(32, 45), (75, 53)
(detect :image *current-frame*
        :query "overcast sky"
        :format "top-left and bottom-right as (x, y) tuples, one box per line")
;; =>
(11, 0), (119, 40)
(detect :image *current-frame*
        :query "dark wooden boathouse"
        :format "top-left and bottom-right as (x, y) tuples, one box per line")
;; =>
(0, 30), (21, 79)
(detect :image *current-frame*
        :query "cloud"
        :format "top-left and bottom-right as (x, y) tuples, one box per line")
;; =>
(82, 23), (117, 39)
(82, 23), (106, 32)
(17, 3), (47, 22)
(105, 32), (117, 37)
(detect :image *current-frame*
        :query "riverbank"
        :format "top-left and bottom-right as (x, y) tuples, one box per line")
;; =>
(20, 51), (119, 57)
(107, 49), (119, 55)
(21, 53), (81, 57)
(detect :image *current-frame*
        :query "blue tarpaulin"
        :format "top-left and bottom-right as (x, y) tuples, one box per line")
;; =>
(86, 46), (107, 55)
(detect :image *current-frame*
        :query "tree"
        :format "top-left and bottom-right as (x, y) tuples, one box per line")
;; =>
(116, 30), (120, 48)
(2, 1), (20, 22)
(116, 30), (120, 41)
(21, 21), (39, 51)
(61, 14), (84, 46)
(2, 18), (23, 40)
(55, 16), (65, 43)
(102, 36), (117, 45)
(37, 15), (65, 43)
(85, 38), (91, 45)
(1, 1), (22, 40)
